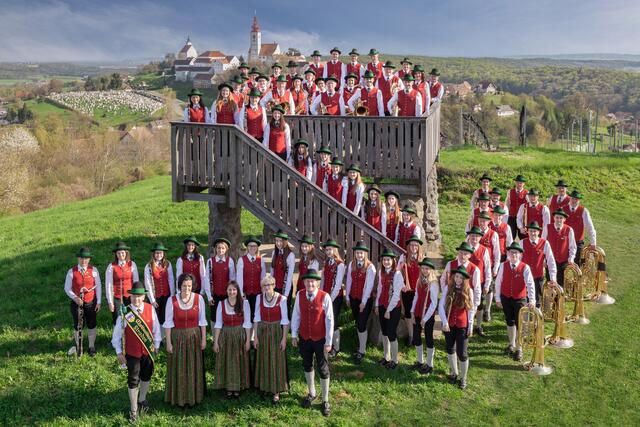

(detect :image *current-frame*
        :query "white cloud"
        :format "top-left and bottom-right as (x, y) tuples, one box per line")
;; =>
(261, 29), (321, 54)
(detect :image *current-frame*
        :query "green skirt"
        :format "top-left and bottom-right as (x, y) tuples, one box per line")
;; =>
(213, 325), (250, 391)
(254, 321), (289, 394)
(164, 327), (205, 406)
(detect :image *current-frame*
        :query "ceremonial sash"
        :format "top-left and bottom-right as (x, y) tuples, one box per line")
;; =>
(125, 307), (156, 362)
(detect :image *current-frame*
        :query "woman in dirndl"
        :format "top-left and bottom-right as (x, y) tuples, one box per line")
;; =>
(213, 280), (252, 399)
(163, 273), (207, 407)
(253, 274), (290, 403)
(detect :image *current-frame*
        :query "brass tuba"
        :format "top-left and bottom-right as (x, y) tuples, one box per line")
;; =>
(542, 283), (573, 348)
(517, 306), (553, 375)
(581, 246), (614, 304)
(563, 263), (590, 324)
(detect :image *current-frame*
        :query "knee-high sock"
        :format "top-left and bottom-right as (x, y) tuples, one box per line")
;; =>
(485, 292), (493, 316)
(138, 381), (150, 402)
(128, 387), (139, 413)
(382, 336), (390, 360)
(161, 327), (166, 340)
(88, 328), (97, 348)
(73, 330), (80, 347)
(426, 347), (435, 367)
(475, 309), (484, 326)
(357, 331), (368, 354)
(447, 354), (459, 376)
(332, 329), (340, 352)
(305, 370), (316, 397)
(415, 344), (424, 364)
(320, 377), (330, 403)
(390, 340), (399, 363)
(507, 325), (517, 347)
(460, 360), (469, 382)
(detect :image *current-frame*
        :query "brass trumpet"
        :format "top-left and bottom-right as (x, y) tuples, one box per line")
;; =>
(518, 306), (553, 375)
(563, 263), (590, 324)
(581, 246), (614, 304)
(346, 100), (368, 116)
(319, 102), (329, 115)
(542, 283), (573, 348)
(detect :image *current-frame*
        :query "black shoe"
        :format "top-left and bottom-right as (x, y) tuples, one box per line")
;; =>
(405, 337), (412, 347)
(321, 401), (331, 417)
(513, 348), (523, 362)
(386, 361), (398, 370)
(420, 364), (433, 375)
(328, 348), (339, 358)
(410, 361), (423, 370)
(226, 391), (234, 400)
(475, 327), (487, 337)
(352, 352), (364, 364)
(301, 394), (317, 408)
(137, 400), (149, 414)
(458, 379), (468, 390)
(504, 345), (515, 356)
(88, 347), (96, 357)
(378, 358), (390, 366)
(447, 374), (458, 384)
(129, 410), (138, 423)
(233, 392), (240, 399)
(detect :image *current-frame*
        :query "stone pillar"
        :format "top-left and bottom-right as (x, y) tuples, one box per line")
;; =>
(208, 201), (243, 260)
(422, 168), (442, 255)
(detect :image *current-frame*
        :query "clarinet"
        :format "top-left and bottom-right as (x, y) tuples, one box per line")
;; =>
(77, 288), (84, 357)
(119, 271), (127, 369)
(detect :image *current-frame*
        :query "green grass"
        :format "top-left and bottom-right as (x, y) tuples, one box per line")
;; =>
(0, 76), (81, 86)
(1, 149), (639, 425)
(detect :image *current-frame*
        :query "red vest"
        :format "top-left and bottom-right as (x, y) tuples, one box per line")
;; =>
(470, 245), (489, 283)
(489, 221), (510, 256)
(546, 224), (572, 263)
(397, 89), (418, 116)
(479, 228), (497, 262)
(403, 257), (421, 292)
(259, 295), (283, 323)
(327, 174), (343, 201)
(112, 262), (133, 299)
(181, 255), (202, 293)
(522, 238), (547, 278)
(322, 260), (343, 296)
(346, 181), (358, 211)
(365, 202), (383, 232)
(298, 289), (328, 341)
(342, 87), (358, 107)
(526, 203), (545, 226)
(294, 156), (309, 177)
(359, 87), (380, 116)
(564, 205), (585, 241)
(296, 256), (312, 289)
(397, 222), (417, 249)
(472, 207), (493, 227)
(378, 75), (400, 113)
(150, 263), (170, 298)
(271, 89), (292, 106)
(320, 92), (341, 115)
(448, 299), (469, 329)
(232, 92), (245, 108)
(346, 63), (362, 84)
(315, 163), (330, 188)
(303, 81), (316, 97)
(379, 270), (400, 309)
(549, 195), (570, 213)
(216, 102), (235, 124)
(429, 82), (443, 100)
(72, 266), (96, 303)
(268, 124), (287, 156)
(326, 61), (344, 85)
(508, 188), (528, 217)
(414, 279), (432, 319)
(291, 89), (307, 114)
(210, 257), (231, 297)
(272, 251), (288, 292)
(188, 106), (206, 123)
(124, 303), (153, 357)
(245, 106), (265, 139)
(349, 263), (367, 300)
(171, 295), (200, 329)
(386, 209), (399, 241)
(413, 81), (428, 113)
(366, 62), (383, 82)
(450, 260), (479, 290)
(500, 262), (527, 299)
(309, 64), (324, 80)
(221, 301), (244, 327)
(242, 255), (262, 296)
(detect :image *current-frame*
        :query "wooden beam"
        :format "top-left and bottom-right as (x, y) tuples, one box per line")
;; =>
(183, 192), (227, 204)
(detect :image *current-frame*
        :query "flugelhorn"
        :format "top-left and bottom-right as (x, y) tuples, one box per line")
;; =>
(563, 263), (590, 324)
(517, 306), (553, 375)
(581, 246), (614, 304)
(542, 283), (573, 348)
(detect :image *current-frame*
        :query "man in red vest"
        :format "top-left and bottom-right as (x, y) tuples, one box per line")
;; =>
(291, 269), (334, 417)
(285, 60), (299, 89)
(346, 49), (362, 85)
(489, 187), (509, 221)
(396, 57), (413, 79)
(470, 173), (493, 209)
(542, 209), (577, 288)
(428, 68), (444, 103)
(387, 74), (423, 117)
(112, 281), (161, 423)
(270, 62), (284, 87)
(490, 206), (514, 263)
(377, 61), (404, 116)
(522, 221), (557, 307)
(548, 179), (571, 212)
(364, 48), (383, 83)
(516, 188), (550, 237)
(347, 70), (385, 116)
(307, 50), (325, 82)
(506, 174), (528, 239)
(310, 75), (345, 115)
(260, 75), (295, 114)
(65, 247), (102, 357)
(495, 242), (535, 361)
(562, 189), (597, 264)
(466, 192), (493, 232)
(323, 47), (346, 89)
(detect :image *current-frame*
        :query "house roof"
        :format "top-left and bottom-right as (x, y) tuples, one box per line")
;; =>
(179, 43), (193, 54)
(259, 43), (279, 56)
(497, 104), (515, 112)
(214, 58), (229, 65)
(199, 50), (226, 58)
(174, 59), (194, 67)
(193, 73), (214, 80)
(477, 80), (495, 89)
(225, 55), (236, 62)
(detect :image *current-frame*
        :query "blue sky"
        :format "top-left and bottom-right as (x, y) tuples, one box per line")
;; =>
(1, 0), (639, 62)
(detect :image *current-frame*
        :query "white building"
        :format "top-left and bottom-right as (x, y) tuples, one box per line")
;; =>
(496, 105), (517, 117)
(247, 15), (281, 64)
(174, 39), (239, 83)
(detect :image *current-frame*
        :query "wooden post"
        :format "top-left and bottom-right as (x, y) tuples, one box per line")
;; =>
(229, 130), (237, 208)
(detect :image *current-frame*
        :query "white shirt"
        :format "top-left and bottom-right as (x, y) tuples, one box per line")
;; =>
(345, 262), (377, 305)
(175, 254), (207, 297)
(287, 154), (314, 180)
(252, 293), (290, 325)
(183, 106), (212, 123)
(235, 254), (267, 297)
(438, 283), (475, 334)
(205, 256), (237, 302)
(105, 261), (140, 307)
(494, 260), (536, 305)
(439, 259), (482, 308)
(270, 249), (296, 297)
(259, 89), (296, 114)
(347, 87), (385, 117)
(291, 289), (334, 344)
(360, 200), (387, 232)
(209, 101), (238, 124)
(312, 161), (330, 186)
(143, 261), (175, 304)
(386, 89), (423, 117)
(342, 180), (366, 215)
(480, 227), (501, 275)
(541, 224), (578, 264)
(262, 122), (292, 160)
(237, 104), (267, 135)
(309, 91), (346, 116)
(322, 61), (347, 80)
(410, 279), (439, 323)
(375, 269), (404, 313)
(214, 299), (252, 329)
(469, 188), (492, 210)
(376, 74), (405, 92)
(322, 175), (347, 200)
(64, 265), (102, 304)
(111, 303), (162, 355)
(516, 202), (551, 230)
(320, 259), (346, 301)
(395, 221), (422, 244)
(162, 293), (208, 328)
(523, 237), (558, 281)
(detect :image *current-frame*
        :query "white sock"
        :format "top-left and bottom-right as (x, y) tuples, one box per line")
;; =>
(333, 329), (340, 352)
(447, 354), (459, 375)
(305, 371), (316, 397)
(475, 309), (484, 326)
(357, 331), (368, 354)
(416, 345), (424, 364)
(507, 325), (517, 347)
(460, 359), (469, 382)
(390, 340), (399, 363)
(382, 336), (390, 360)
(128, 387), (139, 413)
(485, 292), (493, 316)
(138, 381), (150, 402)
(88, 328), (97, 348)
(320, 378), (330, 403)
(426, 347), (435, 367)
(161, 327), (166, 340)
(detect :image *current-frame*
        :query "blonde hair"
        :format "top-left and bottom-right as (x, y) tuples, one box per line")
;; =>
(261, 274), (276, 287)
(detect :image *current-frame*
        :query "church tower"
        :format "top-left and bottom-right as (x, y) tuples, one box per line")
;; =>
(248, 15), (261, 62)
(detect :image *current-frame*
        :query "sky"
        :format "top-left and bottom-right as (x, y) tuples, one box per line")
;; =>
(1, 0), (639, 62)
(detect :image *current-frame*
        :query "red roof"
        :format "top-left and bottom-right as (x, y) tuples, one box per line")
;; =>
(199, 50), (226, 58)
(259, 43), (279, 56)
(251, 15), (260, 32)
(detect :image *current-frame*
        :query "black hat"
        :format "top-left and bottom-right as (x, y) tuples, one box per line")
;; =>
(367, 184), (382, 194)
(76, 247), (92, 258)
(214, 237), (231, 247)
(429, 68), (440, 76)
(514, 174), (527, 183)
(329, 47), (342, 54)
(287, 60), (298, 68)
(349, 48), (360, 56)
(244, 236), (262, 246)
(304, 68), (316, 76)
(217, 82), (233, 92)
(526, 221), (543, 231)
(383, 60), (395, 69)
(311, 50), (322, 57)
(552, 209), (569, 218)
(555, 179), (568, 188)
(400, 57), (412, 65)
(326, 75), (339, 84)
(385, 190), (400, 200)
(479, 173), (492, 182)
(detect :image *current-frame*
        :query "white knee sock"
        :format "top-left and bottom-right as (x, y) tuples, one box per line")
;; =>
(390, 340), (399, 363)
(357, 331), (368, 354)
(88, 328), (97, 348)
(320, 377), (330, 403)
(382, 336), (390, 360)
(416, 345), (424, 364)
(138, 381), (150, 402)
(507, 325), (517, 347)
(128, 387), (139, 413)
(426, 347), (435, 367)
(332, 329), (340, 352)
(447, 354), (459, 375)
(305, 371), (316, 397)
(485, 292), (493, 316)
(460, 359), (469, 382)
(475, 309), (484, 326)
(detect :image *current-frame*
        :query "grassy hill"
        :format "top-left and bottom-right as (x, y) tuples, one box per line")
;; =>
(0, 147), (639, 425)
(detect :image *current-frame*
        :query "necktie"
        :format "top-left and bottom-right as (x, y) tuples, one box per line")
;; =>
(307, 293), (313, 301)
(357, 262), (363, 268)
(119, 261), (125, 267)
(80, 267), (85, 274)
(511, 263), (516, 270)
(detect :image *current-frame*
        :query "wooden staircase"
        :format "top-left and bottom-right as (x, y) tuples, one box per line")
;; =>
(171, 103), (441, 260)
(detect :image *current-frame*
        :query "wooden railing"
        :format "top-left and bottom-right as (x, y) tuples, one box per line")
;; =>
(286, 102), (440, 197)
(171, 122), (407, 259)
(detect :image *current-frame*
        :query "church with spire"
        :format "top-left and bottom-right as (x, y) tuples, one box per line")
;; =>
(247, 15), (281, 64)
